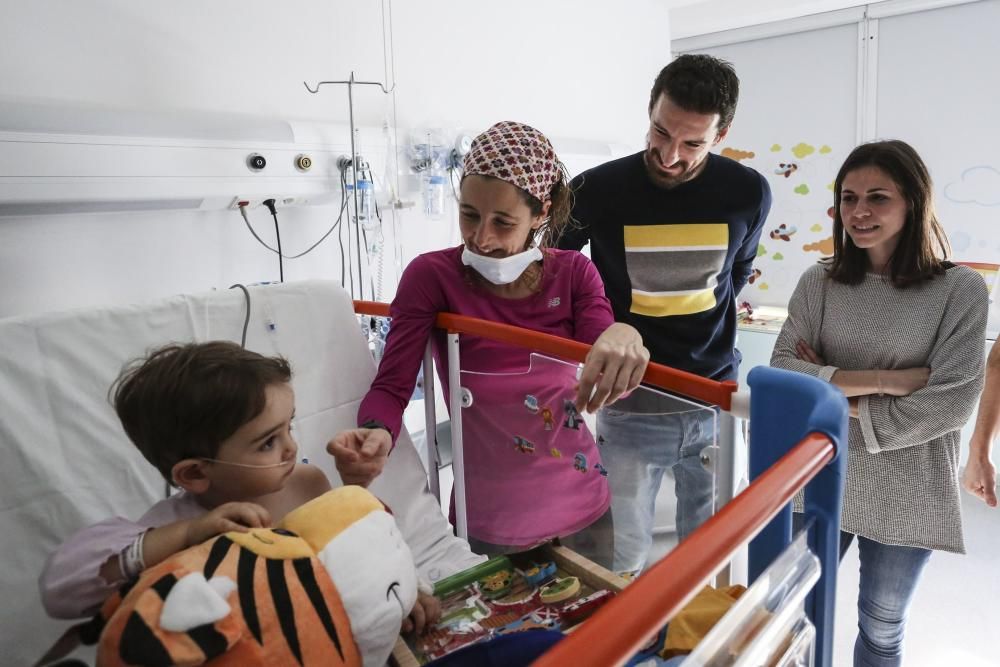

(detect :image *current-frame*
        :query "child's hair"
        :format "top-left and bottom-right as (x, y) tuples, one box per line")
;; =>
(111, 341), (292, 484)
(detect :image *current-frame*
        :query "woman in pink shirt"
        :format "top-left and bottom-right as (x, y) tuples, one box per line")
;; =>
(329, 122), (649, 568)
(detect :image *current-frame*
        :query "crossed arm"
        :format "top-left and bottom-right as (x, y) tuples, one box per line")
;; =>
(793, 340), (929, 417)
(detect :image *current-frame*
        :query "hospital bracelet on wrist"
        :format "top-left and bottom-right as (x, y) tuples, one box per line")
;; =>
(119, 529), (149, 580)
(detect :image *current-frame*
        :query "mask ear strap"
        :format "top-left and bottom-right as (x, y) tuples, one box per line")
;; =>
(528, 224), (546, 249)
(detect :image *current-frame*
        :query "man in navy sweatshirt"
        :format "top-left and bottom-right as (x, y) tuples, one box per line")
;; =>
(558, 54), (771, 574)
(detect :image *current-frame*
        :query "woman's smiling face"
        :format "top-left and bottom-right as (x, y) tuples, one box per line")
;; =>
(459, 175), (545, 257)
(839, 165), (908, 261)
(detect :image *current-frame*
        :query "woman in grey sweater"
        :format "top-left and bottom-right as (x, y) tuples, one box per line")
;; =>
(771, 140), (988, 667)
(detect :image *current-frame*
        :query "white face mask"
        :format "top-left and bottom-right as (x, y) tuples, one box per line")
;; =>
(461, 245), (543, 285)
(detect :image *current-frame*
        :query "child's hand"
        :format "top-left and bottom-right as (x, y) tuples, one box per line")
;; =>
(327, 428), (391, 487)
(402, 590), (441, 635)
(185, 502), (271, 547)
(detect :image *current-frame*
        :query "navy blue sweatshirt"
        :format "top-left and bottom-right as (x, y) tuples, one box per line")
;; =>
(559, 151), (771, 382)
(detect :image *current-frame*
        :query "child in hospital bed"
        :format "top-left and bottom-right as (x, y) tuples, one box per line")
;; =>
(38, 341), (440, 634)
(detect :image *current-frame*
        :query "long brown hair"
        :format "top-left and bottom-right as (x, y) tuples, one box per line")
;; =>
(826, 140), (950, 287)
(519, 164), (573, 249)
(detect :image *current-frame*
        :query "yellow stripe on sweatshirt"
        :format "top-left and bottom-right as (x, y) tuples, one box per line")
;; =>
(630, 288), (717, 317)
(624, 224), (728, 250)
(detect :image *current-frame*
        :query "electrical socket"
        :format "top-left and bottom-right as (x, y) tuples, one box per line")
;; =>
(228, 196), (302, 211)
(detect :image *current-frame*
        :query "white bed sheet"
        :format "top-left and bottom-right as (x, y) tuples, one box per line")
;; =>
(0, 279), (481, 665)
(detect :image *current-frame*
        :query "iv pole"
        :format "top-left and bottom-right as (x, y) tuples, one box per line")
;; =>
(304, 72), (394, 299)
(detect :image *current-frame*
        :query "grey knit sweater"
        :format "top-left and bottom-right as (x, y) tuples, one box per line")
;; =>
(771, 263), (988, 553)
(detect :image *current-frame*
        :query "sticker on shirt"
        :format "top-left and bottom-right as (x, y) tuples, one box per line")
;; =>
(540, 406), (555, 431)
(562, 400), (582, 430)
(513, 436), (535, 454)
(550, 447), (562, 458)
(623, 224), (729, 317)
(594, 462), (608, 477)
(573, 453), (588, 473)
(524, 394), (539, 414)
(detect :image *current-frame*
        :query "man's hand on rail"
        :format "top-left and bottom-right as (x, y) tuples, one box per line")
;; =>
(327, 428), (391, 487)
(576, 323), (649, 413)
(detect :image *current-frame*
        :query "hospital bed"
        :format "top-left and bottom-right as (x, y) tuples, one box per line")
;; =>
(0, 280), (484, 666)
(1, 280), (847, 666)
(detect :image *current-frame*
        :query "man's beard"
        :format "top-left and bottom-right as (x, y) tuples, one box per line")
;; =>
(643, 149), (698, 190)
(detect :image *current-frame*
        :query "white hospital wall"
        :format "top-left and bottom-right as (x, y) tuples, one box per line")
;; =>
(0, 0), (670, 319)
(669, 0), (872, 38)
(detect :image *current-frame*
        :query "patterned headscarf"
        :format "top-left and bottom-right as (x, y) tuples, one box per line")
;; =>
(463, 121), (562, 203)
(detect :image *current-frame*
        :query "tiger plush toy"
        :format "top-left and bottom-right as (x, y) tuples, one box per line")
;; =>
(91, 486), (418, 667)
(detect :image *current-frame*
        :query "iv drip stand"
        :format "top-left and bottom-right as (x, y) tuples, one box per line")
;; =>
(304, 72), (394, 299)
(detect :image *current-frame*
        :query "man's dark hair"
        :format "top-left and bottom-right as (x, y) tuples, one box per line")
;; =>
(111, 341), (292, 483)
(649, 54), (740, 132)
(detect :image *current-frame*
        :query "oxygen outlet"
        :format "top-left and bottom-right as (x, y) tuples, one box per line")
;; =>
(247, 153), (267, 171)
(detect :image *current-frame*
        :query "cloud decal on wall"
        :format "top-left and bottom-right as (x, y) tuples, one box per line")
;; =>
(944, 166), (1000, 206)
(803, 237), (834, 254)
(791, 143), (815, 158)
(721, 147), (755, 161)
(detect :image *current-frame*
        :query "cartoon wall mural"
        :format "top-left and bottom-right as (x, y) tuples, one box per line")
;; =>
(721, 147), (755, 161)
(723, 141), (843, 311)
(940, 164), (1000, 336)
(774, 163), (798, 178)
(803, 237), (834, 254)
(944, 166), (1000, 206)
(769, 224), (797, 241)
(725, 143), (999, 337)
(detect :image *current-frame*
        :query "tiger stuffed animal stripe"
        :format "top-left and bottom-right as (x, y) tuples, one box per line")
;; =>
(89, 486), (418, 667)
(96, 530), (359, 667)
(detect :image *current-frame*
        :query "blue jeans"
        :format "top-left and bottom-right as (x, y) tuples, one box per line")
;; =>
(597, 408), (716, 573)
(844, 532), (932, 667)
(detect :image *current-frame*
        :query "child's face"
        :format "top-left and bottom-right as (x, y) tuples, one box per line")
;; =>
(204, 382), (298, 500)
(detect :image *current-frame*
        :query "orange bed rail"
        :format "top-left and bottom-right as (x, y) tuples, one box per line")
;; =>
(352, 300), (738, 410)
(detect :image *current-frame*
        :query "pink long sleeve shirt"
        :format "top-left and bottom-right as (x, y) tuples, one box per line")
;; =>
(359, 246), (614, 545)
